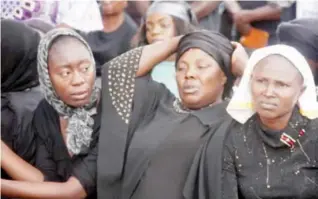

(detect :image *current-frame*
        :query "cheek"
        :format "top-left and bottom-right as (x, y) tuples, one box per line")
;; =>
(165, 26), (176, 37)
(50, 75), (71, 98)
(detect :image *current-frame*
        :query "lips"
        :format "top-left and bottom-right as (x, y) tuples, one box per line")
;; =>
(182, 83), (199, 94)
(71, 90), (89, 100)
(259, 101), (277, 110)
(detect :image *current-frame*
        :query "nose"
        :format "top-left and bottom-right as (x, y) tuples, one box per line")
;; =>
(185, 66), (197, 79)
(151, 24), (161, 35)
(263, 84), (275, 97)
(71, 71), (85, 86)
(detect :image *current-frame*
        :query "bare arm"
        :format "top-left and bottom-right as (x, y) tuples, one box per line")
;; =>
(1, 140), (44, 182)
(244, 4), (282, 22)
(191, 1), (221, 20)
(136, 36), (182, 77)
(1, 177), (86, 199)
(131, 0), (150, 16)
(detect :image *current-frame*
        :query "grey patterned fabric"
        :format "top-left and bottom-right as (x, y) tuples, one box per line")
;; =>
(37, 28), (100, 155)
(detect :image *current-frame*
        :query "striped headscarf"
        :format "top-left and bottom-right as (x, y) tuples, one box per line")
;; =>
(37, 28), (100, 155)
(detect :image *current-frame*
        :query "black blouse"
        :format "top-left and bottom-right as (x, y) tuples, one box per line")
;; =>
(222, 111), (318, 199)
(33, 100), (100, 198)
(97, 47), (229, 199)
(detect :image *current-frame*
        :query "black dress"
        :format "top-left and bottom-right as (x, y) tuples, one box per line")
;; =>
(221, 110), (318, 199)
(33, 100), (100, 199)
(97, 47), (229, 199)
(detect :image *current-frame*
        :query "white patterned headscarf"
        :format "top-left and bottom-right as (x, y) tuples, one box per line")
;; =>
(227, 44), (318, 124)
(37, 28), (100, 155)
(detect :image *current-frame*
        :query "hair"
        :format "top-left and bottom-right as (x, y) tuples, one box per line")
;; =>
(131, 15), (198, 47)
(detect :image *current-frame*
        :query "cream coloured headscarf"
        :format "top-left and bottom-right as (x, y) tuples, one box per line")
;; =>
(226, 44), (318, 124)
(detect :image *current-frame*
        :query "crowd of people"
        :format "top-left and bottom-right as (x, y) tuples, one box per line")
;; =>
(1, 1), (318, 199)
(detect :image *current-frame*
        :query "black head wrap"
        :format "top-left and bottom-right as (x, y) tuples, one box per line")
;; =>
(24, 18), (54, 34)
(1, 19), (40, 93)
(176, 30), (235, 99)
(277, 18), (318, 62)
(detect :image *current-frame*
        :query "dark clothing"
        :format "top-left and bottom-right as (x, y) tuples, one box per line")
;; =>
(1, 19), (40, 92)
(79, 14), (137, 76)
(238, 1), (280, 45)
(221, 111), (318, 199)
(1, 87), (42, 180)
(1, 19), (42, 191)
(33, 100), (100, 198)
(97, 47), (229, 199)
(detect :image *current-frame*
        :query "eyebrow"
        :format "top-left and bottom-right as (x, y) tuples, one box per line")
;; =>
(56, 59), (91, 69)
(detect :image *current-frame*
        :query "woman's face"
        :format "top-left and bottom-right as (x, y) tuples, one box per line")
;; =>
(146, 13), (176, 44)
(176, 48), (227, 109)
(251, 55), (305, 120)
(48, 37), (95, 107)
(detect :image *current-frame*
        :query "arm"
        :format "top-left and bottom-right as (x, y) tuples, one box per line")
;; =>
(191, 1), (221, 20)
(1, 177), (86, 199)
(242, 4), (282, 22)
(136, 36), (182, 77)
(1, 141), (44, 182)
(221, 144), (239, 199)
(130, 1), (150, 16)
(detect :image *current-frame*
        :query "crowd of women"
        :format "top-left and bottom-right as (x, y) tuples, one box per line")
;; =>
(1, 1), (318, 199)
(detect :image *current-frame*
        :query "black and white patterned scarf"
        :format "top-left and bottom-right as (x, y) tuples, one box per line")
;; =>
(37, 28), (100, 155)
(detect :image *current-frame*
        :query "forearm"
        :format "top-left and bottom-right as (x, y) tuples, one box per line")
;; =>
(1, 177), (86, 199)
(224, 0), (241, 14)
(191, 1), (221, 19)
(247, 4), (282, 22)
(136, 36), (182, 77)
(1, 141), (44, 182)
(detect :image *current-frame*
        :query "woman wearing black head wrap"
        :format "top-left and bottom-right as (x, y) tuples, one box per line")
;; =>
(94, 30), (243, 199)
(1, 19), (42, 184)
(277, 18), (318, 86)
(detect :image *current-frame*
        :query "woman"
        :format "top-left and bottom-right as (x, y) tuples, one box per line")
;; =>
(1, 30), (244, 199)
(97, 30), (241, 199)
(204, 45), (318, 199)
(1, 19), (42, 182)
(1, 28), (100, 199)
(132, 0), (199, 97)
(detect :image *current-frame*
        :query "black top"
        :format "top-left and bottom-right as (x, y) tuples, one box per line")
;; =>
(97, 47), (229, 199)
(222, 111), (318, 199)
(33, 100), (101, 199)
(78, 14), (137, 76)
(238, 1), (280, 36)
(1, 87), (43, 182)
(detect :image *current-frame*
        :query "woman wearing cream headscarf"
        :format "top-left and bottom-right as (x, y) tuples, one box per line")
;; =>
(199, 44), (318, 199)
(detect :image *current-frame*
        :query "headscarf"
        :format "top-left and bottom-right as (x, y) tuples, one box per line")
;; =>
(147, 0), (197, 24)
(277, 18), (318, 62)
(227, 44), (318, 124)
(1, 19), (40, 93)
(37, 28), (100, 155)
(176, 30), (235, 98)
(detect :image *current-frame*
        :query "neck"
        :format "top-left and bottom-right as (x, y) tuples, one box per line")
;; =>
(259, 111), (293, 131)
(102, 12), (125, 33)
(166, 53), (176, 61)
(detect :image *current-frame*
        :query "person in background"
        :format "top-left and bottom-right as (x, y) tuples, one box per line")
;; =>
(190, 1), (222, 31)
(277, 18), (318, 96)
(126, 0), (151, 25)
(207, 45), (318, 199)
(1, 20), (43, 199)
(1, 28), (101, 199)
(132, 0), (198, 97)
(1, 0), (103, 32)
(225, 0), (283, 46)
(78, 0), (137, 84)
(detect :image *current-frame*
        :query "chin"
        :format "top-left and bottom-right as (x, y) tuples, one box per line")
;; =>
(69, 99), (91, 108)
(257, 109), (279, 120)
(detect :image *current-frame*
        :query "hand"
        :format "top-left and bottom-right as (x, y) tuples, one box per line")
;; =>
(231, 41), (249, 78)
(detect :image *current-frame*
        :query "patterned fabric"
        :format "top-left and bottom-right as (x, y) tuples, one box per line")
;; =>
(37, 28), (100, 155)
(1, 0), (58, 23)
(106, 47), (143, 124)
